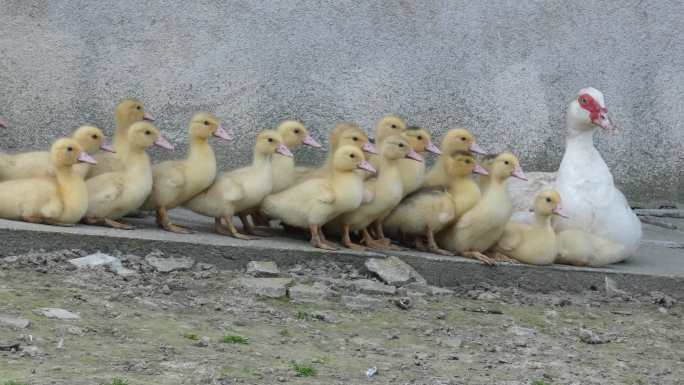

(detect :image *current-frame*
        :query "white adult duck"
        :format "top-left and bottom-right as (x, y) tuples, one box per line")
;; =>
(514, 87), (641, 266)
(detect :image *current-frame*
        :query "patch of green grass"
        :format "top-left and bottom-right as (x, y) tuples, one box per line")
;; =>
(103, 379), (128, 385)
(182, 332), (200, 340)
(279, 329), (290, 337)
(531, 380), (551, 385)
(4, 381), (29, 385)
(292, 362), (317, 377)
(221, 334), (249, 344)
(296, 311), (307, 320)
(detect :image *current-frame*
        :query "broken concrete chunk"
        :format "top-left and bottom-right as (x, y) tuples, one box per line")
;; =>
(239, 278), (292, 298)
(33, 308), (80, 320)
(145, 255), (195, 273)
(403, 282), (453, 296)
(69, 252), (136, 277)
(0, 314), (31, 329)
(342, 294), (383, 311)
(364, 256), (426, 286)
(352, 279), (397, 295)
(246, 261), (280, 277)
(288, 283), (333, 303)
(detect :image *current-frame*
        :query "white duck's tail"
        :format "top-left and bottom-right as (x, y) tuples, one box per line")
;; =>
(556, 229), (629, 267)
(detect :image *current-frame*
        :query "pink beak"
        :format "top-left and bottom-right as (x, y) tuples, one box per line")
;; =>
(100, 143), (116, 153)
(473, 164), (489, 176)
(276, 143), (294, 157)
(77, 152), (98, 165)
(405, 148), (423, 162)
(0, 120), (7, 129)
(154, 136), (175, 150)
(302, 133), (322, 148)
(511, 165), (527, 181)
(357, 159), (376, 174)
(213, 125), (234, 141)
(594, 108), (617, 131)
(143, 112), (155, 122)
(469, 142), (486, 155)
(425, 141), (441, 155)
(361, 142), (378, 155)
(553, 205), (570, 219)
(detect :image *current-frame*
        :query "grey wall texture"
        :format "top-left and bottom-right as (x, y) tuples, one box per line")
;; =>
(0, 0), (682, 202)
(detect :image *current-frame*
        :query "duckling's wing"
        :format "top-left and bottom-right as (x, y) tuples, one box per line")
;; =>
(154, 161), (186, 189)
(314, 182), (336, 204)
(217, 175), (245, 202)
(89, 175), (125, 205)
(293, 178), (335, 204)
(496, 223), (524, 252)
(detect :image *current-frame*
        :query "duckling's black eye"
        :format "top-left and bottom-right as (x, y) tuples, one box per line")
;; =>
(391, 124), (397, 129)
(204, 121), (209, 126)
(91, 134), (98, 139)
(417, 136), (422, 140)
(294, 129), (300, 134)
(136, 106), (142, 110)
(546, 198), (552, 203)
(67, 147), (73, 152)
(349, 154), (355, 158)
(465, 159), (471, 164)
(461, 137), (467, 141)
(268, 138), (274, 143)
(504, 160), (510, 165)
(352, 137), (358, 141)
(145, 130), (151, 135)
(398, 143), (404, 148)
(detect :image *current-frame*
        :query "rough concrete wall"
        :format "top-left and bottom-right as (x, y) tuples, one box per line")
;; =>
(0, 0), (682, 202)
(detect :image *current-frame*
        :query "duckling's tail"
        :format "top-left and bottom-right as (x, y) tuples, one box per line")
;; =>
(556, 229), (629, 267)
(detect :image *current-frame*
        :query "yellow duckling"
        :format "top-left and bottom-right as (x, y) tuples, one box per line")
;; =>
(262, 145), (376, 250)
(88, 99), (155, 178)
(367, 115), (407, 172)
(424, 128), (486, 188)
(141, 113), (233, 233)
(556, 230), (628, 267)
(325, 135), (422, 250)
(384, 151), (488, 254)
(296, 123), (377, 182)
(272, 120), (322, 193)
(184, 130), (293, 238)
(437, 152), (527, 265)
(0, 138), (96, 225)
(0, 126), (113, 181)
(494, 190), (568, 265)
(83, 122), (174, 229)
(397, 126), (442, 197)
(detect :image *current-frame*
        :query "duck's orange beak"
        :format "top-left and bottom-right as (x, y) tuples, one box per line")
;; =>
(425, 141), (441, 155)
(357, 160), (376, 174)
(473, 164), (489, 176)
(553, 205), (569, 219)
(214, 125), (234, 141)
(361, 142), (378, 155)
(303, 133), (322, 149)
(512, 165), (527, 181)
(143, 112), (155, 122)
(276, 143), (294, 158)
(469, 142), (486, 154)
(154, 136), (175, 150)
(0, 120), (8, 129)
(405, 148), (423, 162)
(77, 152), (98, 165)
(100, 143), (116, 153)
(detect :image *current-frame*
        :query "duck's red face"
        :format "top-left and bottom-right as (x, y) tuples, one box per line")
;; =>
(578, 93), (615, 131)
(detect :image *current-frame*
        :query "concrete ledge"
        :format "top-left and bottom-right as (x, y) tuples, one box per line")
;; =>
(1, 209), (683, 298)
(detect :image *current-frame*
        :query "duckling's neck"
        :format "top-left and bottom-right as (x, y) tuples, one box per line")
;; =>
(113, 115), (132, 151)
(447, 174), (474, 193)
(188, 137), (214, 162)
(533, 213), (552, 229)
(54, 164), (88, 219)
(253, 151), (273, 168)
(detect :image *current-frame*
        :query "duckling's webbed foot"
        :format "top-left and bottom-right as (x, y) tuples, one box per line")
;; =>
(461, 250), (496, 266)
(239, 214), (270, 237)
(156, 207), (192, 234)
(317, 228), (339, 248)
(215, 217), (254, 240)
(250, 211), (271, 228)
(487, 251), (520, 264)
(426, 229), (451, 256)
(341, 224), (366, 251)
(361, 229), (392, 250)
(309, 224), (337, 250)
(104, 218), (136, 230)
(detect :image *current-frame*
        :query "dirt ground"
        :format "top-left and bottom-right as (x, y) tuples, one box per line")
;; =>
(0, 249), (682, 385)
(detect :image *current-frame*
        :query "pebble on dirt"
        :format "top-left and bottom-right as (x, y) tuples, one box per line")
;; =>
(364, 256), (426, 286)
(32, 308), (80, 320)
(0, 314), (32, 329)
(239, 278), (293, 298)
(245, 261), (281, 277)
(145, 253), (196, 273)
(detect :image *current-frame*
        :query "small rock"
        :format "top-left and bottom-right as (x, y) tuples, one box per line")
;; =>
(69, 252), (137, 277)
(605, 276), (629, 298)
(308, 311), (338, 323)
(288, 282), (332, 303)
(436, 311), (447, 320)
(21, 345), (43, 358)
(394, 297), (413, 310)
(145, 253), (195, 273)
(277, 376), (286, 382)
(443, 336), (463, 348)
(56, 325), (85, 336)
(33, 308), (80, 320)
(651, 291), (676, 309)
(352, 279), (397, 295)
(0, 314), (31, 329)
(246, 261), (280, 277)
(579, 328), (606, 344)
(195, 336), (210, 347)
(658, 307), (668, 314)
(364, 256), (426, 286)
(239, 278), (292, 298)
(342, 294), (383, 310)
(161, 285), (172, 295)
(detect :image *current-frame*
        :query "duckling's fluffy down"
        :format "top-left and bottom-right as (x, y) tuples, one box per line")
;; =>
(261, 179), (337, 228)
